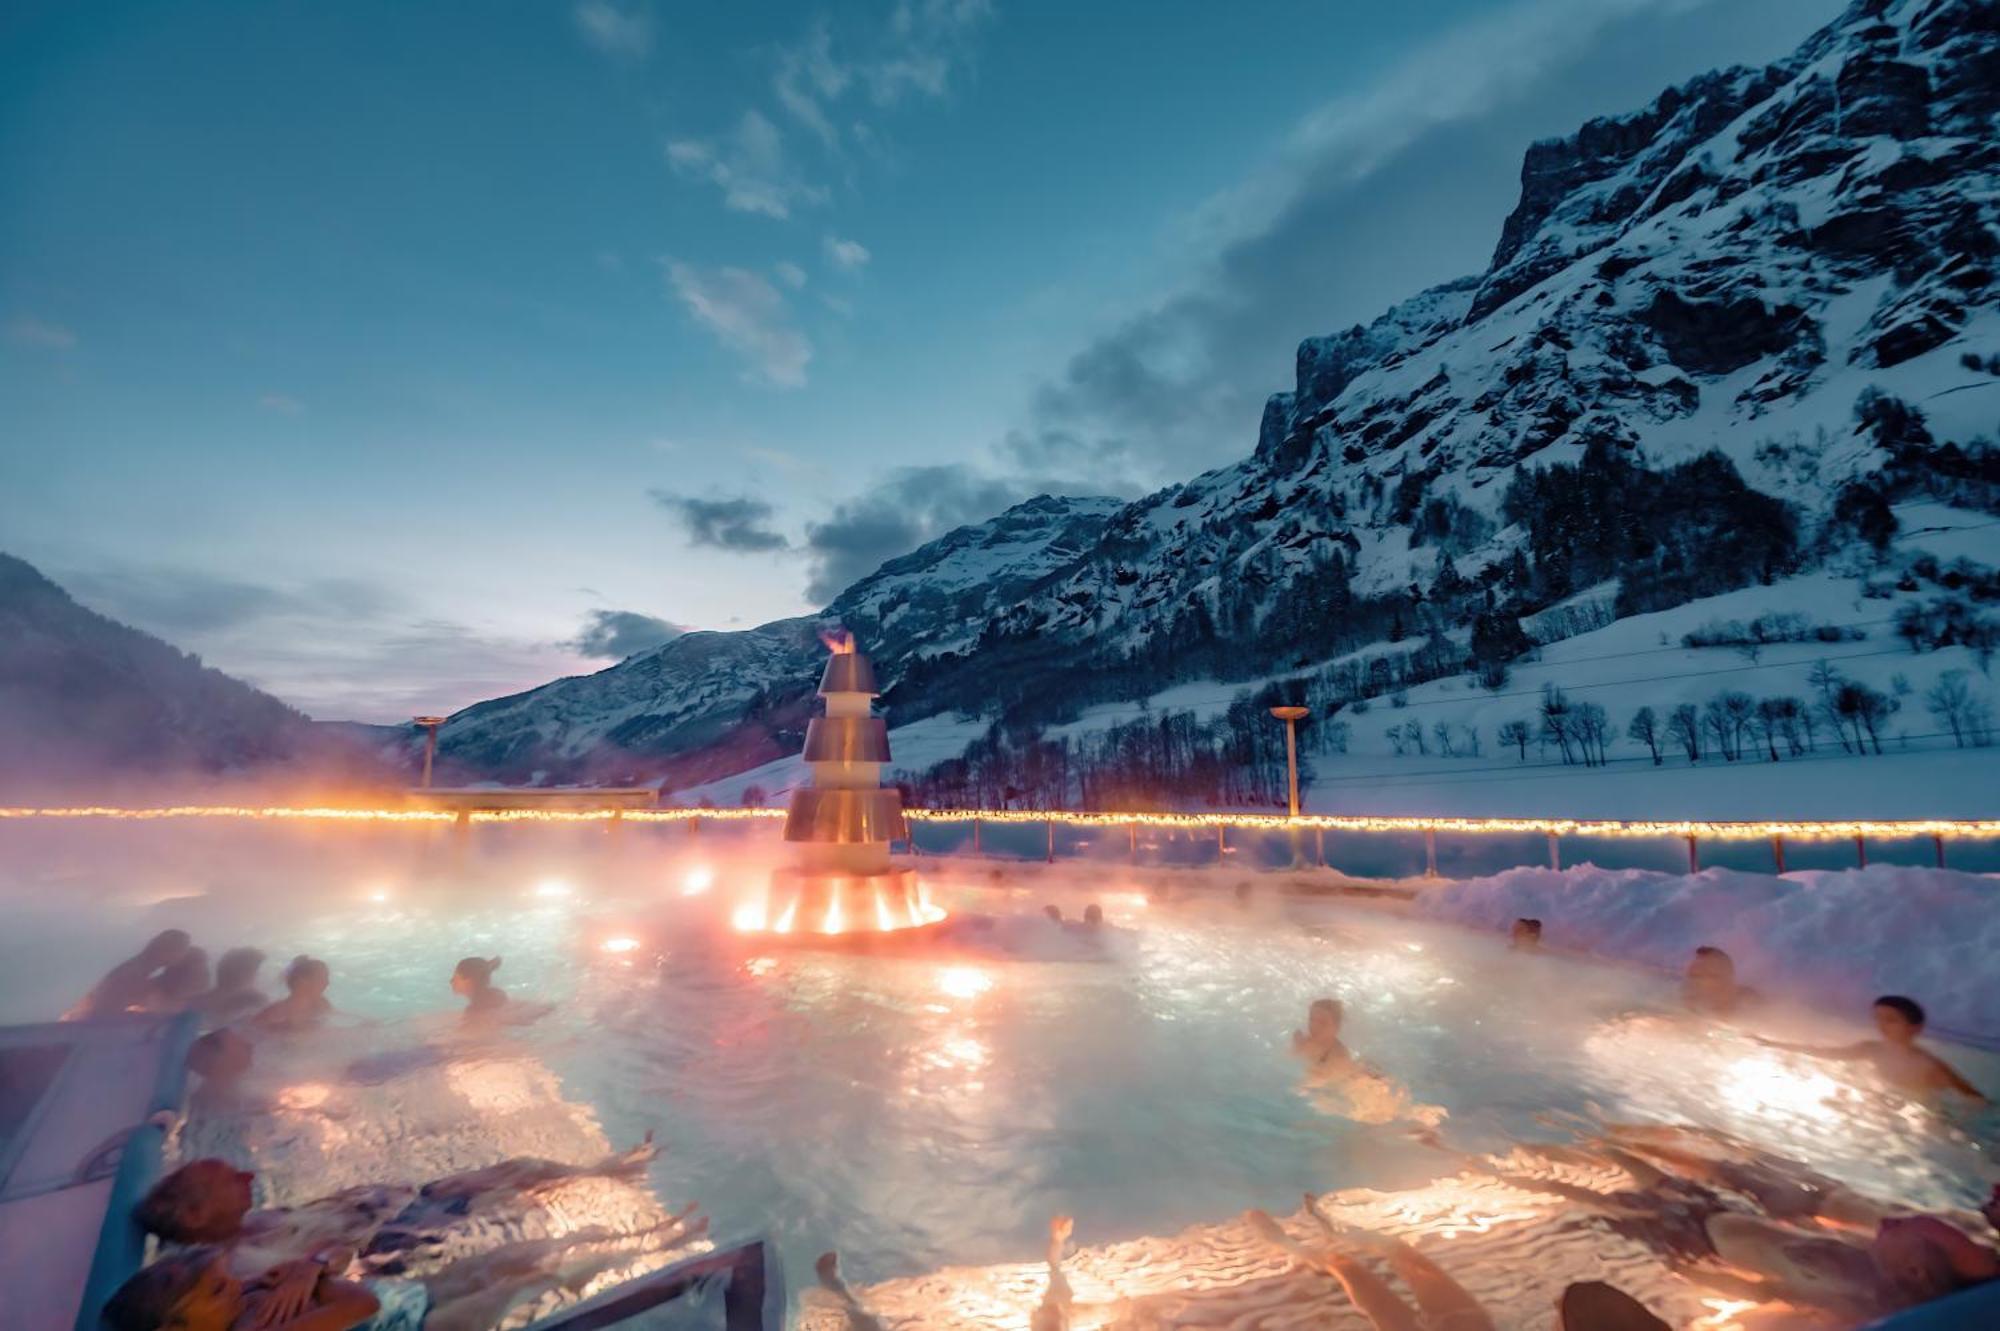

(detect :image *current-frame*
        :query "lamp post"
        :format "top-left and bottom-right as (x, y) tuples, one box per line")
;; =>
(1269, 705), (1310, 818)
(413, 716), (446, 789)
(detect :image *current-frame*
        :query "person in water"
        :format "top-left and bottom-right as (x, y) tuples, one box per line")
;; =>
(136, 1141), (663, 1275)
(1681, 945), (1754, 1015)
(1030, 1214), (1075, 1331)
(814, 1251), (888, 1331)
(192, 947), (270, 1025)
(150, 946), (213, 1013)
(1243, 1202), (1503, 1331)
(1509, 918), (1543, 951)
(106, 1207), (707, 1331)
(1759, 995), (1987, 1101)
(1474, 1136), (1997, 1319)
(186, 1029), (257, 1110)
(449, 955), (552, 1028)
(1043, 904), (1064, 924)
(254, 956), (334, 1033)
(1081, 904), (1103, 928)
(1291, 998), (1355, 1073)
(68, 929), (193, 1019)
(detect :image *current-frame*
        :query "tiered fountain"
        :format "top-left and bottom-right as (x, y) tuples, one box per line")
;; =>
(733, 631), (944, 941)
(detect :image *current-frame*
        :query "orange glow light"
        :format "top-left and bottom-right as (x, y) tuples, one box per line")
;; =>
(937, 966), (991, 999)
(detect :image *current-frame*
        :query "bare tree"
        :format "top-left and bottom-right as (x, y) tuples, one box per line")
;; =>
(1665, 703), (1702, 762)
(1926, 671), (1979, 747)
(1539, 685), (1577, 765)
(1432, 721), (1455, 757)
(1834, 681), (1897, 754)
(1808, 659), (1851, 753)
(1498, 719), (1531, 761)
(1573, 702), (1613, 767)
(1386, 725), (1407, 757)
(1403, 719), (1428, 756)
(1627, 706), (1662, 765)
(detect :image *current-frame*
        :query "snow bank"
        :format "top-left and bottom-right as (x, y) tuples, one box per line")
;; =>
(1414, 863), (2000, 1038)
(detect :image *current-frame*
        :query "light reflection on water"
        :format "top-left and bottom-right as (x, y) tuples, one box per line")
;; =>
(2, 830), (1996, 1329)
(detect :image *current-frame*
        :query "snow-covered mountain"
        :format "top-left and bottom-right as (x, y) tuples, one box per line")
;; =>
(434, 495), (1124, 783)
(0, 553), (326, 794)
(436, 0), (2000, 795)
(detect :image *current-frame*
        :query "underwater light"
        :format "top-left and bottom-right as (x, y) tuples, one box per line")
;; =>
(682, 866), (714, 896)
(600, 936), (640, 954)
(937, 966), (992, 999)
(535, 879), (573, 899)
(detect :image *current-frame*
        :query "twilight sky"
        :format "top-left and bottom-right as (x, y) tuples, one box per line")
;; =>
(0, 0), (1839, 722)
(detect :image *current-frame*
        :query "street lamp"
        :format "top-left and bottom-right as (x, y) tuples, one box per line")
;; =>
(412, 716), (446, 789)
(1269, 705), (1310, 817)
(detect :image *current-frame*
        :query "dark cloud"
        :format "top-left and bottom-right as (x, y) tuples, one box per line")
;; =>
(803, 464), (1029, 604)
(567, 609), (686, 660)
(1009, 0), (1840, 490)
(650, 491), (791, 552)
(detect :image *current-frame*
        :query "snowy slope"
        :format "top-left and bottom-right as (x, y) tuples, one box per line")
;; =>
(439, 0), (2000, 796)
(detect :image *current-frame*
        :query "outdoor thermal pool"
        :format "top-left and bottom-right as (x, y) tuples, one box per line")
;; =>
(1, 821), (1995, 1330)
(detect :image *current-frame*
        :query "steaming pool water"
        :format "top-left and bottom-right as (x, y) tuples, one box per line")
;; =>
(4, 823), (1997, 1330)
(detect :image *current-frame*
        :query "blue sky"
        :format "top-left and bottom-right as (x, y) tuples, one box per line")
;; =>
(0, 0), (1839, 721)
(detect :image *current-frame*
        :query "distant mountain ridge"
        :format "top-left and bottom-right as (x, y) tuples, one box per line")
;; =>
(0, 552), (317, 792)
(432, 0), (2000, 789)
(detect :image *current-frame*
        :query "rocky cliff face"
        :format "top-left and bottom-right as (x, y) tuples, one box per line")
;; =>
(436, 0), (2000, 787)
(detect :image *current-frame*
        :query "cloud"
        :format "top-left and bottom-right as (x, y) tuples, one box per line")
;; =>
(823, 235), (871, 270)
(651, 491), (791, 552)
(662, 259), (812, 387)
(567, 608), (685, 659)
(769, 3), (989, 147)
(1007, 0), (1826, 490)
(773, 260), (808, 289)
(774, 20), (851, 147)
(666, 111), (824, 219)
(573, 1), (653, 60)
(258, 392), (304, 415)
(802, 463), (1027, 604)
(5, 315), (76, 350)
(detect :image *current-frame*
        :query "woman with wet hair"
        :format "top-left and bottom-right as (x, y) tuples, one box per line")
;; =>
(67, 929), (193, 1020)
(449, 955), (551, 1028)
(102, 1245), (380, 1331)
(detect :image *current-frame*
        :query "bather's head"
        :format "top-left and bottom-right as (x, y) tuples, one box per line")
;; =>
(136, 1159), (256, 1243)
(154, 948), (211, 1007)
(1043, 904), (1063, 923)
(138, 929), (193, 968)
(1683, 946), (1739, 1012)
(1556, 1281), (1668, 1330)
(103, 1247), (244, 1331)
(187, 1029), (253, 1087)
(282, 955), (330, 998)
(214, 947), (265, 991)
(1306, 998), (1343, 1040)
(1510, 918), (1543, 950)
(1873, 1215), (2000, 1304)
(1873, 995), (1926, 1045)
(451, 955), (501, 996)
(1083, 904), (1104, 927)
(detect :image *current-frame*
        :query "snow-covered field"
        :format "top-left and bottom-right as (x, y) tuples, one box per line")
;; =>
(1416, 863), (2000, 1039)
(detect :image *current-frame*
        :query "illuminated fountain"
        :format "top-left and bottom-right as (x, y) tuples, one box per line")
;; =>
(733, 631), (945, 941)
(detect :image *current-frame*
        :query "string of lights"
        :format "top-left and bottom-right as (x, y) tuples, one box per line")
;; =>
(1, 803), (1994, 842)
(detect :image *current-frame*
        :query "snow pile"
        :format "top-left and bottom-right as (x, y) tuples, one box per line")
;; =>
(1415, 863), (2000, 1037)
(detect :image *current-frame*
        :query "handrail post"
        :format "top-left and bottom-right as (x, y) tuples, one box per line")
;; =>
(1315, 826), (1325, 868)
(1547, 832), (1560, 871)
(1771, 833), (1785, 874)
(1935, 833), (1946, 869)
(1686, 834), (1699, 873)
(1217, 822), (1227, 859)
(1424, 827), (1438, 878)
(1046, 818), (1055, 863)
(1128, 822), (1137, 863)
(1855, 834), (1867, 868)
(971, 816), (981, 855)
